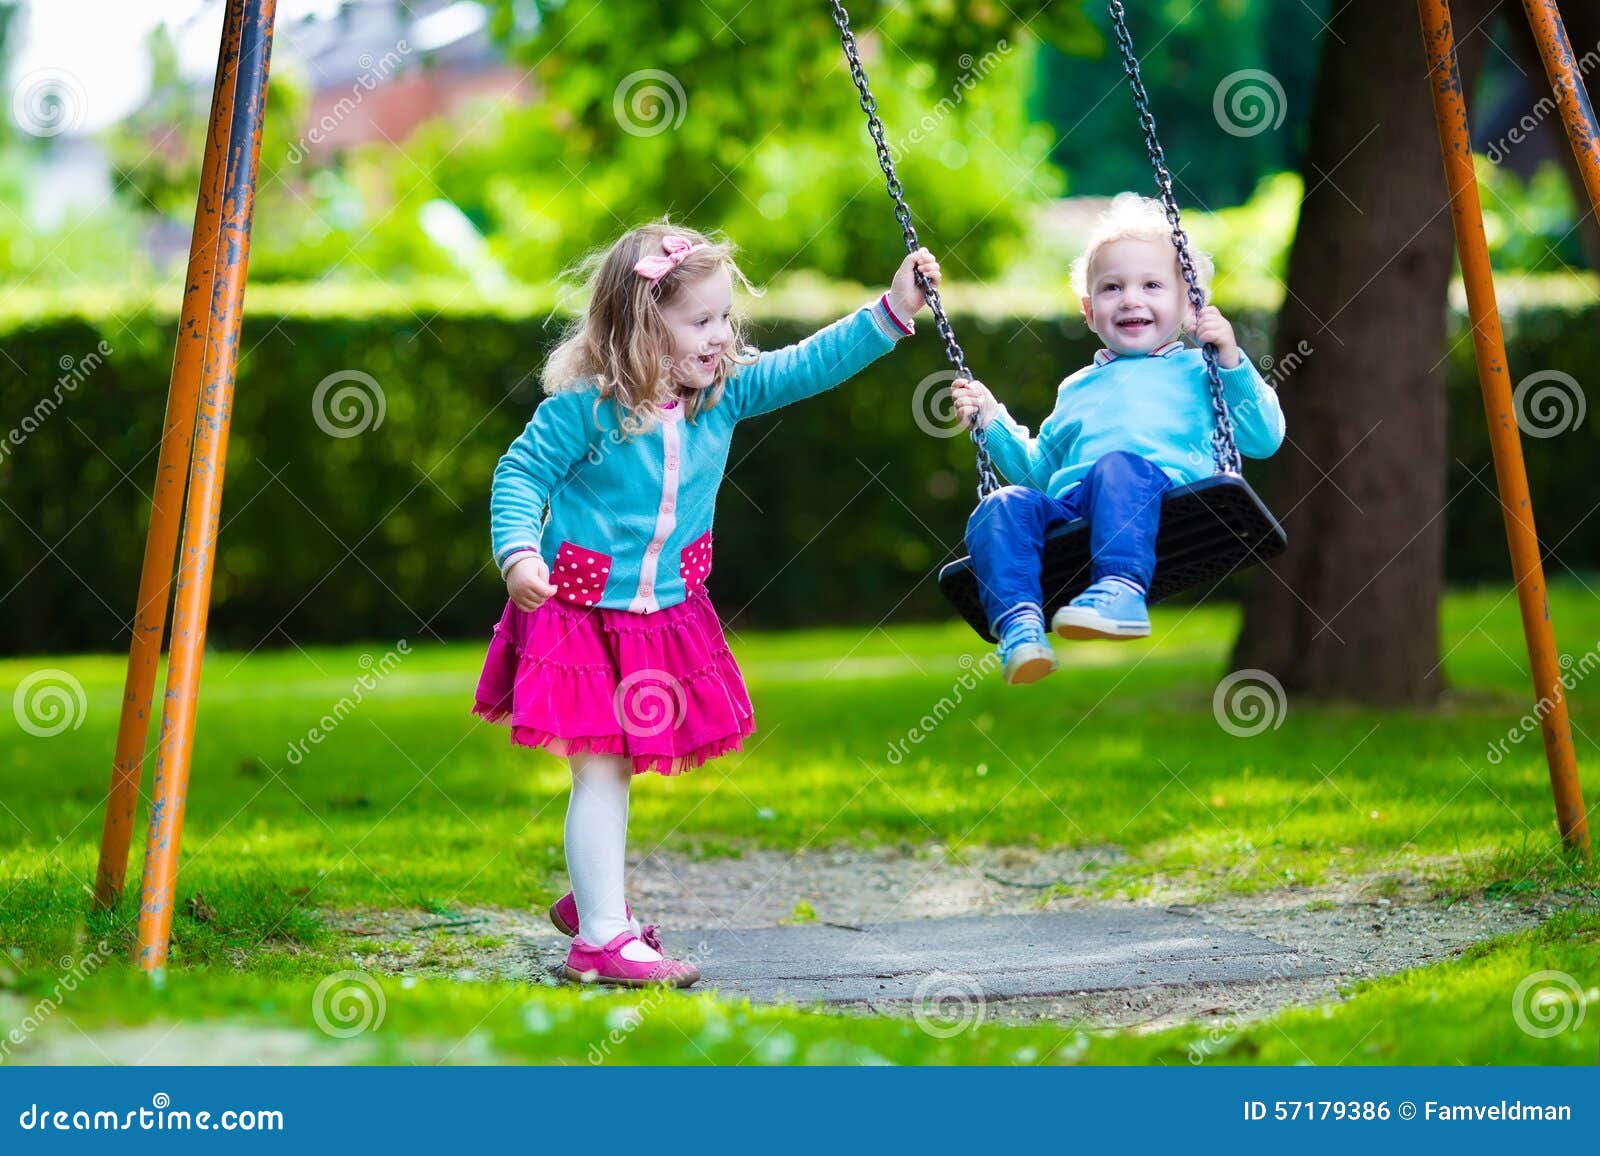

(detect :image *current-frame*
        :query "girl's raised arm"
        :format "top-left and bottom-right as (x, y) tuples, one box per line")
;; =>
(726, 248), (938, 421)
(724, 296), (912, 422)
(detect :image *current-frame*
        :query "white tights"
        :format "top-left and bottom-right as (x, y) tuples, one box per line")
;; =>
(564, 754), (661, 960)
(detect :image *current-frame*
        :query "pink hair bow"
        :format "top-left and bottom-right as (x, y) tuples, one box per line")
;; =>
(633, 234), (705, 283)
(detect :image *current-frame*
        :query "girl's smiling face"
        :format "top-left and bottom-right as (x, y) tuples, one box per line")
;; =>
(659, 267), (734, 391)
(1080, 237), (1195, 357)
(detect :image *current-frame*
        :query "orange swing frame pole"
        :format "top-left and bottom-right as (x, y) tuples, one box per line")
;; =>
(1417, 0), (1589, 856)
(94, 0), (245, 912)
(1521, 1), (1600, 238)
(90, 0), (279, 970)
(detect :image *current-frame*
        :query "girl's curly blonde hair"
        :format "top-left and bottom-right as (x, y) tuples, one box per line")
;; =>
(543, 219), (757, 437)
(1069, 193), (1214, 302)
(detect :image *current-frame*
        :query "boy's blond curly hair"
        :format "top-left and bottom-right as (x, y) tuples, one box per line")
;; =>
(1069, 192), (1214, 302)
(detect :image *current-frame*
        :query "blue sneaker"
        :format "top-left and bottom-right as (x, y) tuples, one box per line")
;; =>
(996, 615), (1058, 685)
(1052, 578), (1151, 640)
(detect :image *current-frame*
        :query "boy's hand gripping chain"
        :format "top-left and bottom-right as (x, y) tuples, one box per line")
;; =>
(1109, 0), (1243, 476)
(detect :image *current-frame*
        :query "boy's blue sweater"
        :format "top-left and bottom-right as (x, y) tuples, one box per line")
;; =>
(980, 341), (1286, 496)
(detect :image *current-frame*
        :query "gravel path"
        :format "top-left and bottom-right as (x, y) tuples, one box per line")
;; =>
(13, 846), (1582, 1064)
(328, 845), (1584, 1030)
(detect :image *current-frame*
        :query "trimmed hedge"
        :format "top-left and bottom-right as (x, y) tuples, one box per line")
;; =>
(0, 286), (1594, 655)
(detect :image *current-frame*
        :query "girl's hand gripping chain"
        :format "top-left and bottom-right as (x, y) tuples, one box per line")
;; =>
(887, 247), (941, 321)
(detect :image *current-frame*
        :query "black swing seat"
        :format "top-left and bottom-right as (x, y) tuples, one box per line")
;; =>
(938, 474), (1287, 643)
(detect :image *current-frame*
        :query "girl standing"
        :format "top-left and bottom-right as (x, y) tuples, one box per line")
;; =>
(474, 221), (938, 986)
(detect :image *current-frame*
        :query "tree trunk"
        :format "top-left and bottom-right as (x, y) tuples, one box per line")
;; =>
(1231, 0), (1493, 704)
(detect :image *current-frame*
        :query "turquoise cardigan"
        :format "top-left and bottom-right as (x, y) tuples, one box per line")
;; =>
(979, 341), (1286, 497)
(491, 297), (912, 614)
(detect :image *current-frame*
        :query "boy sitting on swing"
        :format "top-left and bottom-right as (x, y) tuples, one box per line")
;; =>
(951, 193), (1286, 685)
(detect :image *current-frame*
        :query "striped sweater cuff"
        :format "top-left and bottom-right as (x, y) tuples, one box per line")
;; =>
(873, 293), (915, 340)
(498, 546), (539, 578)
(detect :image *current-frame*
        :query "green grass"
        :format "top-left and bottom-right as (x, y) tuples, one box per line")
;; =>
(1, 583), (1597, 1063)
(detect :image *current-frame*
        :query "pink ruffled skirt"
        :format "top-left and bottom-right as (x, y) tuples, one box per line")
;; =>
(471, 589), (755, 775)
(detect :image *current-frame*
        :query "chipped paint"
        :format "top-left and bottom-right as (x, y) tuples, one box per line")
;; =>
(91, 0), (253, 918)
(1523, 0), (1600, 215)
(1417, 0), (1589, 857)
(103, 0), (281, 973)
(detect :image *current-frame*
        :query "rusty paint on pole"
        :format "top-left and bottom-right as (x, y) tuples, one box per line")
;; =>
(1522, 0), (1600, 226)
(134, 0), (279, 973)
(94, 0), (245, 913)
(1417, 0), (1589, 855)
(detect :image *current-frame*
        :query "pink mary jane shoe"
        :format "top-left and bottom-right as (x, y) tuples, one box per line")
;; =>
(564, 931), (700, 989)
(547, 893), (661, 949)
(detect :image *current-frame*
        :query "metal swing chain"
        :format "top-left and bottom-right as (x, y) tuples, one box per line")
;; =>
(828, 0), (1003, 500)
(1108, 1), (1243, 476)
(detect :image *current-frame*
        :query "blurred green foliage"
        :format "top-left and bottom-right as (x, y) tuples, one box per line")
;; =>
(254, 0), (1096, 284)
(1033, 0), (1328, 207)
(1476, 156), (1589, 273)
(0, 0), (1587, 291)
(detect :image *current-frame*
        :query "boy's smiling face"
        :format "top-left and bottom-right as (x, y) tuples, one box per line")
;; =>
(1080, 237), (1195, 357)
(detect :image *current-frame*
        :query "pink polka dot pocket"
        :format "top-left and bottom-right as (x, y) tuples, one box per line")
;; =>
(554, 540), (613, 607)
(679, 530), (713, 593)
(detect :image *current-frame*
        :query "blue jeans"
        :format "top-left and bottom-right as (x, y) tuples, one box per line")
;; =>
(964, 451), (1173, 634)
